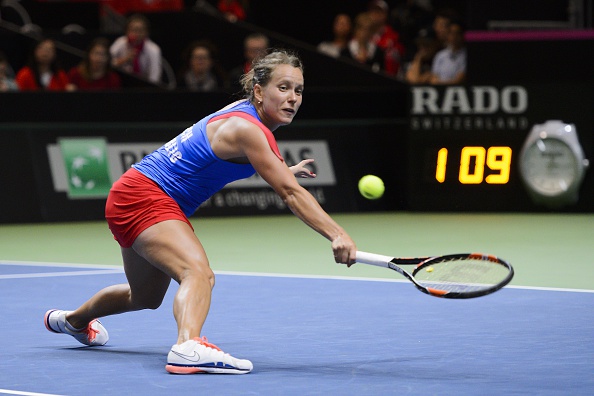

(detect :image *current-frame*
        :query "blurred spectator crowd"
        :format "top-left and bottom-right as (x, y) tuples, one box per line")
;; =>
(0, 0), (466, 93)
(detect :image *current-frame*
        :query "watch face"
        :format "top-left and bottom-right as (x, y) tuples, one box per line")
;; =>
(521, 138), (577, 196)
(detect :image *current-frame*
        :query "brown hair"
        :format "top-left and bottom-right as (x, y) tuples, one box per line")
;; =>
(126, 14), (150, 34)
(78, 37), (113, 81)
(240, 49), (303, 102)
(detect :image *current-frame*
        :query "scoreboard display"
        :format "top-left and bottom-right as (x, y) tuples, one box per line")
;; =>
(407, 130), (530, 211)
(406, 85), (593, 211)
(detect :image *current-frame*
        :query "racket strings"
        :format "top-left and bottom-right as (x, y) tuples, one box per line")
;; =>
(414, 259), (510, 292)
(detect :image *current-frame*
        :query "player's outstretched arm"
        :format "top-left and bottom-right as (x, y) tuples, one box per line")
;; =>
(239, 127), (356, 264)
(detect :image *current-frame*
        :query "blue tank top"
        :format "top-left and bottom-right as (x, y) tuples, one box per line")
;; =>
(133, 101), (283, 217)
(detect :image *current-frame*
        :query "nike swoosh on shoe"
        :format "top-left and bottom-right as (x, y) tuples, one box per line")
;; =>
(171, 351), (201, 362)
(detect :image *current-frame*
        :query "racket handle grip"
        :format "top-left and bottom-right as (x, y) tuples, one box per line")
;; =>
(354, 251), (392, 268)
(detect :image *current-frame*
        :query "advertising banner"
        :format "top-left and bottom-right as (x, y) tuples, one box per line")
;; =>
(406, 83), (593, 212)
(31, 125), (356, 220)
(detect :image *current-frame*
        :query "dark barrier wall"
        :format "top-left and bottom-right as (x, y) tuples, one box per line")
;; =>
(1, 116), (407, 223)
(0, 88), (406, 123)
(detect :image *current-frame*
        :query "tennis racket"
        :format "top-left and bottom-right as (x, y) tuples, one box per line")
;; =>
(346, 251), (514, 299)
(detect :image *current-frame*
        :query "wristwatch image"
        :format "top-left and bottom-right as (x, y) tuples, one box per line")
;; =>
(519, 120), (589, 207)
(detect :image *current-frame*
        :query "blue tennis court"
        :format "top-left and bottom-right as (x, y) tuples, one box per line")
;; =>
(1, 261), (593, 396)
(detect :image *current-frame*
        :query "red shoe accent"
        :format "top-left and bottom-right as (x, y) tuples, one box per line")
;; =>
(85, 319), (101, 342)
(194, 336), (222, 352)
(165, 365), (206, 374)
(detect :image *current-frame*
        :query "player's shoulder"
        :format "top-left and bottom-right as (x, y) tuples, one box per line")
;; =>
(211, 101), (267, 139)
(226, 114), (263, 136)
(217, 117), (267, 152)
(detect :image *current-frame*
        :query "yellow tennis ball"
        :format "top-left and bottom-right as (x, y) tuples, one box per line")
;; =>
(358, 175), (385, 200)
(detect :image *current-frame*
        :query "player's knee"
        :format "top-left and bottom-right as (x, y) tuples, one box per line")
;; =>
(200, 267), (215, 289)
(209, 269), (215, 288)
(179, 266), (215, 289)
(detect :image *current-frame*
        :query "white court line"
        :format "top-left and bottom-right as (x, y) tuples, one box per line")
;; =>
(0, 269), (123, 280)
(0, 260), (123, 279)
(214, 270), (594, 294)
(505, 284), (594, 293)
(0, 389), (65, 396)
(0, 260), (120, 269)
(0, 261), (592, 294)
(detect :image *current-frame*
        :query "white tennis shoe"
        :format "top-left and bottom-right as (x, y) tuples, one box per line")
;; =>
(166, 337), (253, 374)
(44, 309), (109, 346)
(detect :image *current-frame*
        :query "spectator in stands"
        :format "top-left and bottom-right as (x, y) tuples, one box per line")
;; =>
(0, 51), (18, 92)
(228, 32), (269, 91)
(317, 13), (352, 58)
(217, 0), (248, 22)
(15, 38), (75, 91)
(68, 38), (121, 91)
(340, 12), (385, 73)
(367, 0), (406, 76)
(390, 0), (434, 61)
(110, 14), (162, 84)
(429, 19), (466, 85)
(404, 26), (440, 84)
(177, 40), (225, 92)
(432, 8), (459, 49)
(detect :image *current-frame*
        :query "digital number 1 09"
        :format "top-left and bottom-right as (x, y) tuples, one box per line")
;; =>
(435, 146), (512, 184)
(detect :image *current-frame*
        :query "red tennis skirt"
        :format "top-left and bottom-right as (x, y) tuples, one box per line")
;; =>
(105, 168), (194, 248)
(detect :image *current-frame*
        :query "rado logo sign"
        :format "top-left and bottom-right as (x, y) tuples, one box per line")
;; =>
(412, 86), (528, 114)
(410, 85), (530, 131)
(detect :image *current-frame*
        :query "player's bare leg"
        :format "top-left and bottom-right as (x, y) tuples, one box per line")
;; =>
(53, 220), (213, 343)
(130, 220), (252, 374)
(45, 240), (171, 346)
(130, 220), (214, 344)
(65, 251), (171, 329)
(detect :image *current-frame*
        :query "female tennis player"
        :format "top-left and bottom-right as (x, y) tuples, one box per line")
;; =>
(44, 49), (357, 374)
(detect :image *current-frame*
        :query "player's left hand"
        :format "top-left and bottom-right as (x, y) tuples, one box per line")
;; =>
(290, 159), (316, 178)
